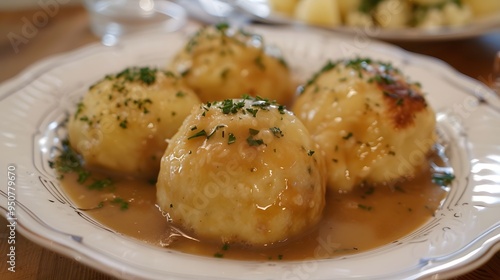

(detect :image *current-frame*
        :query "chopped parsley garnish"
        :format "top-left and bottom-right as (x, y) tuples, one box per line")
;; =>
(278, 105), (286, 114)
(111, 197), (129, 210)
(116, 67), (158, 85)
(246, 108), (258, 117)
(228, 133), (236, 144)
(247, 138), (265, 146)
(219, 99), (245, 114)
(87, 178), (113, 190)
(215, 22), (230, 32)
(303, 60), (337, 90)
(119, 119), (128, 129)
(359, 0), (383, 14)
(48, 138), (89, 182)
(74, 101), (85, 119)
(213, 242), (230, 258)
(49, 138), (114, 192)
(358, 204), (373, 211)
(247, 128), (265, 146)
(269, 127), (284, 138)
(207, 125), (226, 139)
(249, 128), (260, 136)
(432, 172), (455, 186)
(188, 129), (207, 140)
(342, 132), (353, 140)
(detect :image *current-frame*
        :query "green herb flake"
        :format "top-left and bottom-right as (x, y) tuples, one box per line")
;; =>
(207, 125), (226, 139)
(188, 129), (207, 140)
(111, 197), (129, 210)
(269, 127), (284, 138)
(219, 99), (245, 114)
(74, 102), (85, 119)
(119, 119), (128, 129)
(249, 128), (260, 136)
(228, 133), (236, 145)
(246, 108), (258, 117)
(358, 204), (373, 211)
(87, 178), (113, 190)
(254, 55), (265, 70)
(278, 105), (286, 115)
(49, 138), (91, 184)
(247, 128), (264, 146)
(215, 22), (230, 32)
(432, 172), (455, 186)
(138, 67), (156, 85)
(342, 132), (353, 140)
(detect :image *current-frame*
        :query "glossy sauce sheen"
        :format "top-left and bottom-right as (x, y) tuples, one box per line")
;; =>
(61, 163), (446, 261)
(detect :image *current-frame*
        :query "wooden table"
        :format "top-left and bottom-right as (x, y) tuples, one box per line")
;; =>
(0, 4), (499, 280)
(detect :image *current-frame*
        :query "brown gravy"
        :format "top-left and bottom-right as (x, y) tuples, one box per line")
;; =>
(60, 160), (447, 261)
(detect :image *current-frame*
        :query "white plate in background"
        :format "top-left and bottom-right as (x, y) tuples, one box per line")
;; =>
(183, 0), (500, 41)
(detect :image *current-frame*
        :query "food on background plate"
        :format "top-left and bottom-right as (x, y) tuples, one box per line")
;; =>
(462, 0), (500, 17)
(294, 0), (342, 26)
(156, 97), (326, 246)
(167, 23), (294, 105)
(293, 58), (436, 192)
(67, 67), (201, 180)
(269, 0), (494, 30)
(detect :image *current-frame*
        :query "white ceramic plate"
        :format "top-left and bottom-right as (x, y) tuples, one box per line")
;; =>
(1, 24), (499, 280)
(232, 0), (500, 41)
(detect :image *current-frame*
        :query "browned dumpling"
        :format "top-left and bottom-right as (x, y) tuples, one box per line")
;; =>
(157, 97), (326, 246)
(293, 58), (436, 192)
(68, 67), (201, 179)
(167, 23), (294, 105)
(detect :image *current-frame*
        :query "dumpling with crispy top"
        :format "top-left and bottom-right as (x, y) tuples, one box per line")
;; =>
(68, 67), (201, 179)
(293, 58), (436, 192)
(167, 23), (294, 104)
(157, 97), (326, 246)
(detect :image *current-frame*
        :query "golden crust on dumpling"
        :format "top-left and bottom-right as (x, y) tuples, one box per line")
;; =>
(68, 67), (201, 179)
(167, 24), (294, 105)
(157, 97), (326, 246)
(293, 58), (436, 192)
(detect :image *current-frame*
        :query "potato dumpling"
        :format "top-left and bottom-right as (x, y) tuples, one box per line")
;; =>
(157, 97), (326, 246)
(374, 0), (411, 28)
(68, 67), (201, 179)
(294, 0), (342, 26)
(268, 0), (300, 15)
(167, 23), (294, 105)
(293, 58), (436, 192)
